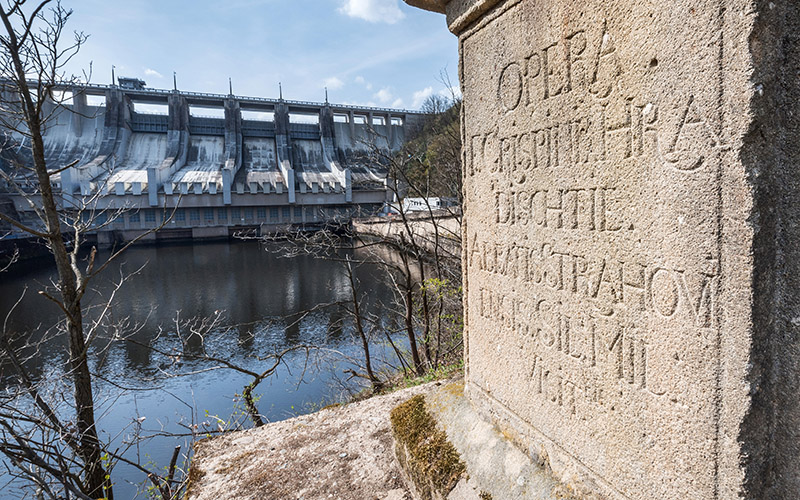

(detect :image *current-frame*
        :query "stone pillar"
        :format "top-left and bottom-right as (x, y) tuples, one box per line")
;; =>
(319, 105), (335, 141)
(149, 92), (189, 206)
(274, 102), (295, 203)
(405, 1), (800, 499)
(167, 92), (189, 133)
(348, 110), (356, 137)
(104, 88), (130, 131)
(386, 114), (395, 146)
(222, 98), (242, 205)
(70, 87), (87, 137)
(40, 90), (57, 121)
(319, 105), (336, 161)
(60, 89), (87, 200)
(74, 88), (132, 197)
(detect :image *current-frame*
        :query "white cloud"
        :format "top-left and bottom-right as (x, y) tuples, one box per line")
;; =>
(411, 86), (434, 109)
(144, 68), (163, 78)
(354, 75), (373, 90)
(391, 98), (405, 108)
(323, 76), (344, 90)
(374, 87), (394, 104)
(339, 0), (406, 24)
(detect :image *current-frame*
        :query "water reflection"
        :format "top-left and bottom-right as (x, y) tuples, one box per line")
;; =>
(1, 240), (394, 379)
(0, 239), (400, 498)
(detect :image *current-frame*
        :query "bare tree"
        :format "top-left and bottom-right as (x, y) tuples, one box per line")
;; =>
(127, 310), (317, 429)
(271, 230), (394, 387)
(0, 2), (179, 498)
(366, 90), (464, 375)
(265, 91), (464, 385)
(272, 205), (462, 385)
(342, 255), (383, 391)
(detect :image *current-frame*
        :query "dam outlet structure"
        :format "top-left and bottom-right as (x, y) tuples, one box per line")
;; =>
(0, 79), (425, 245)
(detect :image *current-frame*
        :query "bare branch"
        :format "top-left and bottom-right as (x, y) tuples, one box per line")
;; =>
(0, 210), (48, 238)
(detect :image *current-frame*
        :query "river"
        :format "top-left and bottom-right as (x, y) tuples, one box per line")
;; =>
(0, 240), (402, 498)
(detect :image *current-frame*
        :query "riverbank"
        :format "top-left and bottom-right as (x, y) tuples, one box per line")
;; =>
(0, 219), (350, 266)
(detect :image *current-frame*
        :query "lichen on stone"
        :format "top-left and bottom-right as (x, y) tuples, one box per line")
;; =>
(390, 394), (466, 499)
(185, 464), (206, 498)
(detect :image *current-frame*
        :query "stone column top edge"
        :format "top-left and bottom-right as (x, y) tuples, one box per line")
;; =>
(404, 0), (504, 34)
(404, 0), (447, 14)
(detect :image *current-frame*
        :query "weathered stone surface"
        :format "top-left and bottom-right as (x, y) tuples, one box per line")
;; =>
(187, 383), (441, 500)
(391, 382), (566, 500)
(425, 382), (565, 500)
(404, 0), (446, 13)
(405, 1), (799, 499)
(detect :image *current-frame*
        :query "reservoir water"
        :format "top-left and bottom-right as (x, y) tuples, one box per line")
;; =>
(0, 240), (401, 498)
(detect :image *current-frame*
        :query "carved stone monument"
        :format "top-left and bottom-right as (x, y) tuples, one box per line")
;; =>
(405, 1), (799, 499)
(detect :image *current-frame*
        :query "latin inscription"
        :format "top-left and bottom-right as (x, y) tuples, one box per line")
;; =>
(470, 99), (659, 177)
(493, 186), (628, 231)
(476, 282), (704, 408)
(496, 30), (606, 109)
(483, 28), (722, 176)
(466, 23), (721, 426)
(468, 234), (718, 325)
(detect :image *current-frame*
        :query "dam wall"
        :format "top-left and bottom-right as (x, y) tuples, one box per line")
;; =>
(0, 82), (425, 241)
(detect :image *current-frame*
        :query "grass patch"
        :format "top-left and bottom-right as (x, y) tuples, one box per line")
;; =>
(402, 360), (464, 388)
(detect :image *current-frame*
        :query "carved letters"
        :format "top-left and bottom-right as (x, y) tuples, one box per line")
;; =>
(470, 101), (658, 178)
(497, 30), (598, 110)
(469, 233), (718, 327)
(478, 285), (675, 412)
(493, 187), (627, 231)
(467, 24), (722, 427)
(664, 96), (721, 171)
(491, 27), (721, 174)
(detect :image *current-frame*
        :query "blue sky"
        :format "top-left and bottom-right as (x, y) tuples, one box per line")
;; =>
(62, 0), (458, 110)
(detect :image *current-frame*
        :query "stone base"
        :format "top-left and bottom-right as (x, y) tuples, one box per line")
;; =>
(188, 383), (441, 500)
(465, 383), (612, 500)
(392, 382), (570, 500)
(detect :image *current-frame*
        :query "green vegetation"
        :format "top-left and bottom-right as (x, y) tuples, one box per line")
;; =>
(401, 94), (463, 202)
(390, 395), (466, 498)
(184, 463), (206, 498)
(398, 359), (464, 388)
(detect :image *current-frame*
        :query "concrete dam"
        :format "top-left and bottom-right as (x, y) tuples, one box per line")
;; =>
(0, 79), (425, 243)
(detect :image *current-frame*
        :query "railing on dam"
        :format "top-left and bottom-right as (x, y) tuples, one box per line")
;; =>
(41, 80), (427, 117)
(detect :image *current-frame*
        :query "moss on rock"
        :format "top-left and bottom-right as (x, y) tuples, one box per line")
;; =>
(390, 394), (466, 499)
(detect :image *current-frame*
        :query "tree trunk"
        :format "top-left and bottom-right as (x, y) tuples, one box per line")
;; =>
(0, 5), (110, 497)
(418, 263), (433, 367)
(400, 253), (424, 377)
(243, 383), (265, 427)
(346, 260), (381, 391)
(68, 314), (108, 499)
(30, 94), (109, 500)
